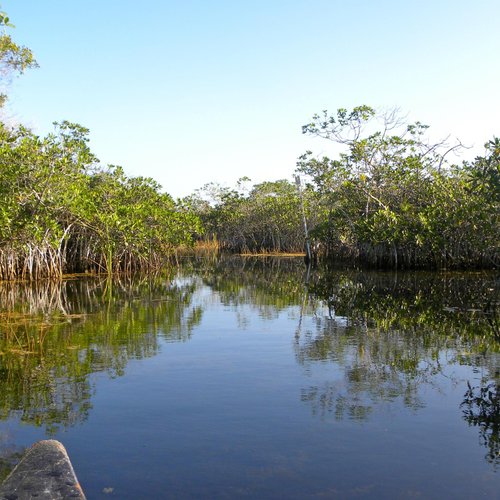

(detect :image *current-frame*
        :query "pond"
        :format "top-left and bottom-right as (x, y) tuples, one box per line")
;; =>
(0, 256), (499, 499)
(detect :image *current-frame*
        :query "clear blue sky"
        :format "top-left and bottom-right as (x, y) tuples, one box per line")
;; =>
(3, 0), (499, 198)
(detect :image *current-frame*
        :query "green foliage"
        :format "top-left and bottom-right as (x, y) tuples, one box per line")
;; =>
(188, 106), (497, 269)
(298, 106), (499, 268)
(0, 122), (202, 279)
(1, 0), (496, 272)
(0, 5), (203, 278)
(0, 8), (38, 107)
(188, 179), (308, 252)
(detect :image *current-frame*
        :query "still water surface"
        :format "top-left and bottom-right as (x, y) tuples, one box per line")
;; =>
(0, 257), (499, 498)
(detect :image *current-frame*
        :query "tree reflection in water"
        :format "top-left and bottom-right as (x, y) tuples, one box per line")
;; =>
(0, 257), (498, 476)
(0, 274), (202, 433)
(295, 266), (500, 463)
(193, 257), (500, 454)
(462, 380), (500, 467)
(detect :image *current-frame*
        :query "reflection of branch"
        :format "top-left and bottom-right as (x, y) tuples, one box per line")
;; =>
(0, 276), (198, 432)
(461, 381), (500, 467)
(295, 264), (311, 340)
(484, 287), (500, 342)
(301, 383), (373, 421)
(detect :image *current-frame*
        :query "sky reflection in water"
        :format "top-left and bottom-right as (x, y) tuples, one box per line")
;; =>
(0, 257), (499, 498)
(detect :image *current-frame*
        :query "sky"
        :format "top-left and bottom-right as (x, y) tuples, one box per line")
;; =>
(3, 0), (500, 199)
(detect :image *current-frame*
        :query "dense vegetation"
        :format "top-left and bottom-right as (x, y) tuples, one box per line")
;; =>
(190, 107), (499, 269)
(0, 8), (498, 278)
(0, 10), (201, 280)
(0, 121), (201, 279)
(185, 178), (306, 253)
(298, 106), (499, 268)
(4, 120), (205, 278)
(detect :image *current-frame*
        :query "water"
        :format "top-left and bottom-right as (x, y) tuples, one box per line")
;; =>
(0, 256), (499, 498)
